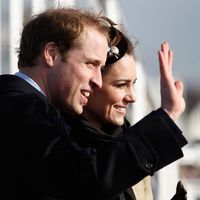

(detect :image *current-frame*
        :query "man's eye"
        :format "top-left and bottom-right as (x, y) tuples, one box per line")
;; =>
(86, 61), (99, 68)
(86, 62), (94, 67)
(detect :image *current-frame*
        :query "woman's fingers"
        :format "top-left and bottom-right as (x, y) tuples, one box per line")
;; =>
(158, 42), (185, 121)
(175, 80), (184, 96)
(159, 42), (173, 78)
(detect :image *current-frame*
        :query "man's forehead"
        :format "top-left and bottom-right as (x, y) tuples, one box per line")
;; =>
(73, 28), (108, 51)
(80, 26), (108, 41)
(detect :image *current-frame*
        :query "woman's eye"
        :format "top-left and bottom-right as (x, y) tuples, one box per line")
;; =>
(117, 83), (126, 88)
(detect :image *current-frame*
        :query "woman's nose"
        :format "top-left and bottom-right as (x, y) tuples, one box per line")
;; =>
(125, 89), (136, 103)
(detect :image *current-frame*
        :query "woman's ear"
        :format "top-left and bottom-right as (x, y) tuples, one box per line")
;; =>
(43, 42), (58, 67)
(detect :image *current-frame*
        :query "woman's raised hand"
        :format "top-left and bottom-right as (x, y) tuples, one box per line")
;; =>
(158, 42), (185, 121)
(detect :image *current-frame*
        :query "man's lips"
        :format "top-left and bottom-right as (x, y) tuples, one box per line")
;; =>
(81, 90), (90, 98)
(81, 90), (91, 105)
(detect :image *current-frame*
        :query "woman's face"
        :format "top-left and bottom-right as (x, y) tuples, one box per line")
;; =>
(83, 54), (137, 128)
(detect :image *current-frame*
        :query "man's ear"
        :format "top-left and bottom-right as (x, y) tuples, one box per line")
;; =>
(43, 42), (58, 67)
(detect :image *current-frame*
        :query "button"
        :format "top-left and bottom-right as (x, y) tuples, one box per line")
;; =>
(145, 162), (154, 169)
(90, 148), (96, 155)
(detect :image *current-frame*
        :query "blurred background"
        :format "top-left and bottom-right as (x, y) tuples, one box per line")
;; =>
(0, 0), (199, 199)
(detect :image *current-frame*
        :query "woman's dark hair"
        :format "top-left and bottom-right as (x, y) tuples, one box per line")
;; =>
(100, 17), (138, 75)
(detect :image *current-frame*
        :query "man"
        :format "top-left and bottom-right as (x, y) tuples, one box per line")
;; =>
(0, 8), (187, 199)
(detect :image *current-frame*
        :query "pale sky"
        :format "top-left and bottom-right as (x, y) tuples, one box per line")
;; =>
(1, 0), (199, 89)
(118, 0), (200, 88)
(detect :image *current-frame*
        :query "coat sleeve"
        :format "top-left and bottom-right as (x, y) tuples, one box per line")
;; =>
(42, 108), (187, 199)
(124, 108), (187, 173)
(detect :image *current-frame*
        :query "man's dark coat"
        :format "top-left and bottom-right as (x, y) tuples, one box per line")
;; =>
(0, 74), (187, 200)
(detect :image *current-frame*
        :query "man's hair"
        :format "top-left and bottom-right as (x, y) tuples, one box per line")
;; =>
(17, 8), (110, 68)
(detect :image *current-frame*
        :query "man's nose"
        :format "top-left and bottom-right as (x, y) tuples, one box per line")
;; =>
(91, 68), (102, 89)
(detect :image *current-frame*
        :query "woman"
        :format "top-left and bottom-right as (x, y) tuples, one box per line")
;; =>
(62, 22), (187, 199)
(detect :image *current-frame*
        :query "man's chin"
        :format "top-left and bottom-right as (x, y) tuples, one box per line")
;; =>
(71, 105), (83, 115)
(61, 105), (83, 115)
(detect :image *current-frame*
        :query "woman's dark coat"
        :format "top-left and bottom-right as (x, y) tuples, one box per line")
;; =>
(62, 113), (137, 200)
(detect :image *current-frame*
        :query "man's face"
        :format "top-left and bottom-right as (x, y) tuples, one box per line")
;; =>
(50, 27), (108, 114)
